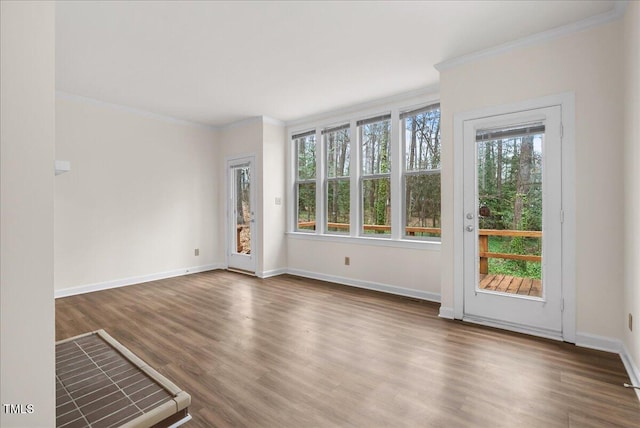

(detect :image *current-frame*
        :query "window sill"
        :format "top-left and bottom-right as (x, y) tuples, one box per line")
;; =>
(286, 231), (441, 250)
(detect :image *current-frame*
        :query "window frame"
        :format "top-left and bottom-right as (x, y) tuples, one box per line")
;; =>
(323, 124), (351, 235)
(287, 93), (441, 250)
(358, 115), (392, 237)
(293, 130), (317, 233)
(401, 104), (442, 241)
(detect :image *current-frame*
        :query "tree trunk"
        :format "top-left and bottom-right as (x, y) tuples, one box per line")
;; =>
(338, 135), (348, 176)
(513, 136), (533, 229)
(496, 140), (503, 197)
(236, 170), (244, 225)
(410, 119), (417, 169)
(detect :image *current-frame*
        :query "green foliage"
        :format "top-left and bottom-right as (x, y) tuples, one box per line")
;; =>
(488, 236), (541, 280)
(477, 137), (542, 232)
(375, 178), (388, 226)
(363, 178), (390, 234)
(478, 133), (544, 279)
(404, 110), (441, 233)
(405, 174), (441, 229)
(326, 128), (351, 232)
(327, 179), (350, 232)
(296, 135), (316, 180)
(297, 182), (316, 229)
(361, 120), (391, 234)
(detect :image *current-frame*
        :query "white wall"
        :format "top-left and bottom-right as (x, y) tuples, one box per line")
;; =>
(217, 118), (264, 272)
(622, 0), (640, 379)
(288, 237), (441, 300)
(262, 121), (288, 274)
(55, 95), (220, 293)
(217, 117), (288, 276)
(0, 1), (56, 426)
(439, 21), (625, 339)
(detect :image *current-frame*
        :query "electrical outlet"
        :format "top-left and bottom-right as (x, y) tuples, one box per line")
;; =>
(629, 313), (633, 331)
(344, 256), (350, 266)
(194, 248), (199, 256)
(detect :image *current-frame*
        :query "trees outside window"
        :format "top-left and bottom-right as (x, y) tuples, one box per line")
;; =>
(402, 106), (441, 239)
(476, 126), (544, 279)
(359, 116), (391, 235)
(294, 131), (316, 231)
(324, 125), (350, 233)
(291, 102), (442, 243)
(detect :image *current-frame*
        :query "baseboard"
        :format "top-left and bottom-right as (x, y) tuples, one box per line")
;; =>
(54, 263), (224, 298)
(438, 306), (455, 319)
(258, 268), (288, 279)
(620, 342), (640, 401)
(575, 333), (640, 402)
(286, 268), (440, 303)
(575, 332), (623, 353)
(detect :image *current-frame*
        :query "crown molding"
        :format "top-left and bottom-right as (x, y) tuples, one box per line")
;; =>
(285, 84), (440, 128)
(56, 91), (289, 130)
(435, 0), (628, 72)
(220, 115), (264, 130)
(56, 91), (219, 130)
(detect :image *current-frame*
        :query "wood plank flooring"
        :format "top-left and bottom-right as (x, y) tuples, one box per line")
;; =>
(56, 270), (640, 427)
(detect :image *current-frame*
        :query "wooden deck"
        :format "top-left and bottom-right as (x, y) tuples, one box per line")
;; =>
(479, 274), (542, 297)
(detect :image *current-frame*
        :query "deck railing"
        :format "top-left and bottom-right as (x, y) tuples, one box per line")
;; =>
(476, 229), (541, 274)
(296, 221), (542, 274)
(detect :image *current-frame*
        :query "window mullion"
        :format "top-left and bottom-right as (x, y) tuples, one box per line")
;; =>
(288, 133), (294, 233)
(390, 108), (402, 240)
(404, 169), (441, 176)
(316, 129), (325, 235)
(350, 119), (360, 238)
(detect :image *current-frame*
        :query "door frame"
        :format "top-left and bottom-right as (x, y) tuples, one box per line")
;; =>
(462, 106), (562, 337)
(452, 92), (576, 342)
(225, 154), (258, 274)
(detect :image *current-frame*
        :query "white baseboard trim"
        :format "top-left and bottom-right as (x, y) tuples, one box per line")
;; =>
(620, 343), (640, 401)
(575, 333), (640, 402)
(286, 268), (440, 303)
(438, 306), (454, 319)
(54, 263), (224, 298)
(258, 268), (288, 279)
(575, 332), (623, 354)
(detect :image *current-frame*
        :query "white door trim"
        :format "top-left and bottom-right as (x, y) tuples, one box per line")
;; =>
(452, 92), (576, 343)
(225, 154), (258, 274)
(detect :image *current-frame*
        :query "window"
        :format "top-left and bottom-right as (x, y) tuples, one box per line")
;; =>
(294, 130), (316, 231)
(290, 99), (441, 245)
(359, 115), (391, 236)
(402, 104), (441, 240)
(324, 124), (350, 234)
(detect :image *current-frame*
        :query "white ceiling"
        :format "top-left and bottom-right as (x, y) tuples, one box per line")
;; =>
(56, 1), (617, 127)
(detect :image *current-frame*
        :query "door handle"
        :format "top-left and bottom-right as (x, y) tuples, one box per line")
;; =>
(466, 225), (474, 232)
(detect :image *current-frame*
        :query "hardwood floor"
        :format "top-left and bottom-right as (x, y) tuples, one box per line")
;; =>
(56, 270), (640, 427)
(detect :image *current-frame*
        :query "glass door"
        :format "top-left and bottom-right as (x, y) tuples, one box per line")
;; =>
(463, 107), (562, 336)
(227, 157), (256, 273)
